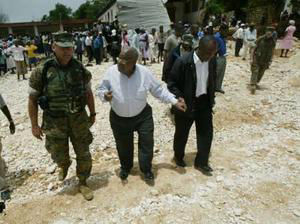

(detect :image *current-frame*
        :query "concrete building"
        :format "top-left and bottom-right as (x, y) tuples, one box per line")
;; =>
(98, 0), (119, 23)
(0, 19), (94, 37)
(97, 0), (170, 30)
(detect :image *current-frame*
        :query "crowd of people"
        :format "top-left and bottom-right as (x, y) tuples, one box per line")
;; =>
(0, 14), (297, 202)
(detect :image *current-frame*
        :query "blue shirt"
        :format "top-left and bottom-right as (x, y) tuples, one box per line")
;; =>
(214, 32), (227, 56)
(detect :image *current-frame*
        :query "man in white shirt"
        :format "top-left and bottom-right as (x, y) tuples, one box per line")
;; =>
(85, 32), (93, 65)
(242, 23), (257, 60)
(8, 40), (27, 80)
(168, 36), (217, 175)
(97, 47), (186, 182)
(232, 23), (245, 57)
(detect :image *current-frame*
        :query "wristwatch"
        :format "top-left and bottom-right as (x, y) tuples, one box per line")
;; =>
(90, 113), (96, 117)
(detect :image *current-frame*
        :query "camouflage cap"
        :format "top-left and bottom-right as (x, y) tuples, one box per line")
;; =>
(181, 34), (193, 47)
(53, 32), (74, 48)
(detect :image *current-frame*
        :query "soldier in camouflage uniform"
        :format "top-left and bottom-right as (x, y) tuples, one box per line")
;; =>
(0, 94), (15, 190)
(28, 33), (96, 201)
(250, 27), (276, 94)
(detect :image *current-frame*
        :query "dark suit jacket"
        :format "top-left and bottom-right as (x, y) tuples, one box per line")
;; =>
(162, 44), (181, 83)
(167, 51), (217, 117)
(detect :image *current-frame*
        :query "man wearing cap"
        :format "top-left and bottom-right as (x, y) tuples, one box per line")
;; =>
(232, 24), (245, 57)
(250, 27), (276, 94)
(162, 34), (194, 83)
(28, 32), (96, 201)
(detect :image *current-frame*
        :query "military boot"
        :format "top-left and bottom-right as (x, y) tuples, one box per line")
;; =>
(79, 181), (93, 201)
(58, 161), (71, 181)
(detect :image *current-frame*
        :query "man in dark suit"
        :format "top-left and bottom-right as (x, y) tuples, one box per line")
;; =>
(168, 35), (217, 175)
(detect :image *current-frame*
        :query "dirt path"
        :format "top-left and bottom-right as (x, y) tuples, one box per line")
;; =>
(0, 44), (299, 223)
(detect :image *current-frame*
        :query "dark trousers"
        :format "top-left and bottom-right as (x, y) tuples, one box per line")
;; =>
(110, 105), (154, 173)
(235, 39), (243, 57)
(93, 48), (100, 64)
(76, 53), (83, 62)
(173, 95), (213, 166)
(86, 46), (93, 62)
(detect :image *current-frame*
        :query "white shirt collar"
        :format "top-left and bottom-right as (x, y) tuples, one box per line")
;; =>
(193, 51), (206, 65)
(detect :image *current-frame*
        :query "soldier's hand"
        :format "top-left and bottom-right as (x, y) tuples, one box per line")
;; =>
(9, 121), (15, 134)
(175, 97), (187, 112)
(32, 125), (44, 140)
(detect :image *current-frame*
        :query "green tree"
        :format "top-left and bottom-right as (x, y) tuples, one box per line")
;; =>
(205, 0), (224, 15)
(73, 1), (91, 19)
(0, 12), (9, 23)
(73, 0), (112, 20)
(41, 14), (49, 22)
(47, 3), (73, 21)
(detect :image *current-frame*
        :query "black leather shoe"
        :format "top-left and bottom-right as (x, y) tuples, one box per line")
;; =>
(216, 89), (225, 94)
(119, 168), (129, 180)
(173, 157), (186, 167)
(144, 171), (154, 180)
(194, 164), (213, 176)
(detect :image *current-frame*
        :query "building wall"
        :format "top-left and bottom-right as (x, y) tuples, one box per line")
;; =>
(165, 0), (205, 24)
(0, 20), (94, 36)
(98, 2), (119, 23)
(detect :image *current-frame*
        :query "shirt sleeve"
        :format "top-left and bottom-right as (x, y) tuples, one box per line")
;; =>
(96, 68), (112, 102)
(28, 66), (43, 96)
(147, 69), (177, 105)
(0, 94), (7, 108)
(83, 66), (92, 85)
(164, 37), (171, 51)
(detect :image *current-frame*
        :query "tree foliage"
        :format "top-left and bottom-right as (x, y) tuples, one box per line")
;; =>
(73, 0), (111, 20)
(73, 1), (91, 19)
(42, 3), (73, 22)
(205, 0), (224, 15)
(0, 12), (9, 23)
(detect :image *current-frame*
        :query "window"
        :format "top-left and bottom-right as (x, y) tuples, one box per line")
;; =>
(192, 0), (199, 12)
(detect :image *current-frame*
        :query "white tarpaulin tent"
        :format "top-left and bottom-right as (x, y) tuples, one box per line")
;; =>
(117, 0), (171, 31)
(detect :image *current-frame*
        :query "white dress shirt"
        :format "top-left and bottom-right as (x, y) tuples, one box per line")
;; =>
(8, 46), (25, 61)
(85, 36), (92, 46)
(194, 52), (209, 97)
(97, 64), (178, 117)
(244, 28), (257, 41)
(233, 28), (244, 40)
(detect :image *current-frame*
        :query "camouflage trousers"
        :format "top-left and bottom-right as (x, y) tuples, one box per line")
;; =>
(42, 110), (93, 182)
(250, 63), (268, 86)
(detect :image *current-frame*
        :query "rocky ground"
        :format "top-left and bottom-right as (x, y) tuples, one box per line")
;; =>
(0, 41), (299, 224)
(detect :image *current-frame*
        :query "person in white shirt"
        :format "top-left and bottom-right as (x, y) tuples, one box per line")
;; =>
(8, 40), (27, 80)
(85, 33), (93, 65)
(97, 47), (186, 182)
(243, 23), (257, 60)
(232, 23), (245, 57)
